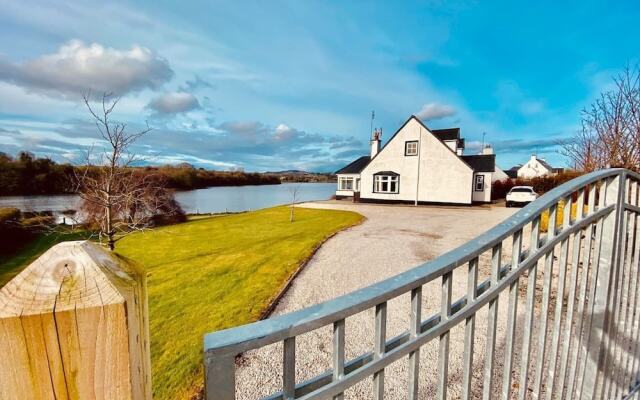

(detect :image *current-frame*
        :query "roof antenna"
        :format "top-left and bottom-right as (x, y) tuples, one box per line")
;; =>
(370, 110), (375, 138)
(482, 132), (486, 150)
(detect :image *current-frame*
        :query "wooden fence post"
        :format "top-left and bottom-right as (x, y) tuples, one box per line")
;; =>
(0, 240), (151, 400)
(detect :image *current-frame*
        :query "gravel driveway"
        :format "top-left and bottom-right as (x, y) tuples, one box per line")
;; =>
(235, 201), (528, 399)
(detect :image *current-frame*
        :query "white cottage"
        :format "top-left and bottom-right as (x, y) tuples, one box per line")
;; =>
(335, 115), (496, 205)
(516, 155), (564, 178)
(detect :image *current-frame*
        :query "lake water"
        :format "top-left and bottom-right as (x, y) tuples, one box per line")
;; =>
(0, 182), (337, 215)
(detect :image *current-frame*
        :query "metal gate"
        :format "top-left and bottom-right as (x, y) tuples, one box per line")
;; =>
(204, 168), (640, 400)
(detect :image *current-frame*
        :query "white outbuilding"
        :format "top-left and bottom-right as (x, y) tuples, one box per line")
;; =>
(335, 115), (498, 205)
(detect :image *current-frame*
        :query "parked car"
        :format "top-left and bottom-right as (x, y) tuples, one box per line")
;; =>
(506, 186), (538, 207)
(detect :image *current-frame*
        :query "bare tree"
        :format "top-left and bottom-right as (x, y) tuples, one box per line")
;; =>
(74, 92), (184, 250)
(560, 65), (640, 171)
(289, 185), (301, 223)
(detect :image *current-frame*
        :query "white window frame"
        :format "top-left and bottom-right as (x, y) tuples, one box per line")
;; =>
(475, 174), (485, 192)
(405, 141), (418, 156)
(373, 174), (399, 194)
(339, 177), (354, 191)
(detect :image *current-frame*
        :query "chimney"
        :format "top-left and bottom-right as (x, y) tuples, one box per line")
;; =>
(531, 154), (537, 160)
(370, 128), (382, 158)
(482, 145), (494, 155)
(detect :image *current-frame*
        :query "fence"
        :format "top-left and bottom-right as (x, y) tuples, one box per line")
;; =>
(204, 168), (640, 399)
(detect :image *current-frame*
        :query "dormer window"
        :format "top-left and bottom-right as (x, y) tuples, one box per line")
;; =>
(405, 141), (418, 156)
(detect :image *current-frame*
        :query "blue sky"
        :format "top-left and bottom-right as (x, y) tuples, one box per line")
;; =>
(0, 1), (639, 172)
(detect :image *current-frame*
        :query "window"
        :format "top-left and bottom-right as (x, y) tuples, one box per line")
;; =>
(475, 174), (485, 191)
(339, 177), (354, 191)
(405, 140), (419, 156)
(374, 174), (399, 193)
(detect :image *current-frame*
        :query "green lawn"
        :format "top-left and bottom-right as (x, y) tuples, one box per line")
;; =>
(116, 206), (362, 400)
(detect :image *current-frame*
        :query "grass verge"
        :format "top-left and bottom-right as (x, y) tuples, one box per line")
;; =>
(116, 206), (362, 400)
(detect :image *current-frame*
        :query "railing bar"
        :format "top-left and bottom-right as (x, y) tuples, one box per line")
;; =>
(333, 319), (345, 400)
(482, 243), (503, 400)
(568, 183), (598, 397)
(373, 302), (387, 400)
(545, 196), (573, 400)
(501, 228), (522, 400)
(621, 180), (637, 391)
(438, 272), (453, 400)
(625, 203), (640, 214)
(533, 203), (558, 398)
(630, 179), (640, 387)
(600, 176), (628, 399)
(518, 216), (541, 400)
(613, 190), (634, 399)
(556, 188), (585, 400)
(462, 257), (479, 400)
(408, 286), (422, 400)
(622, 180), (639, 393)
(291, 210), (612, 400)
(582, 175), (624, 399)
(204, 353), (236, 400)
(264, 206), (615, 400)
(283, 337), (296, 400)
(576, 178), (610, 398)
(628, 189), (640, 392)
(612, 179), (633, 399)
(630, 253), (640, 396)
(373, 301), (387, 400)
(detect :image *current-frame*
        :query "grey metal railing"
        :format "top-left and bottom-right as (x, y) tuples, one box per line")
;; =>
(204, 168), (640, 399)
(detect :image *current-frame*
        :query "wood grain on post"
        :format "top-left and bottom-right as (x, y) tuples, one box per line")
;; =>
(0, 241), (151, 400)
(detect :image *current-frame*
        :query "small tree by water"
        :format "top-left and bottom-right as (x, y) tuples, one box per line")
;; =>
(74, 92), (184, 250)
(289, 185), (300, 222)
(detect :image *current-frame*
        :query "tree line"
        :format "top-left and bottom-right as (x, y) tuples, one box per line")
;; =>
(0, 151), (281, 196)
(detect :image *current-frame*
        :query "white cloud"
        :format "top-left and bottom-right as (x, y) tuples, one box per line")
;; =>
(416, 102), (456, 120)
(0, 40), (173, 99)
(147, 92), (200, 114)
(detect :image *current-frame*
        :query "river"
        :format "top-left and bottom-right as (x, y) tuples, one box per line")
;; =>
(0, 182), (337, 216)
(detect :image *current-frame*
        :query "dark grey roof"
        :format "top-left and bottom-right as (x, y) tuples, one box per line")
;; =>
(432, 128), (460, 141)
(505, 169), (518, 179)
(373, 171), (399, 176)
(537, 158), (554, 170)
(461, 154), (496, 172)
(335, 156), (370, 174)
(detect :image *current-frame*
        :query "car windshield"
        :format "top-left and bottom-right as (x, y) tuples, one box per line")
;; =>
(510, 188), (533, 193)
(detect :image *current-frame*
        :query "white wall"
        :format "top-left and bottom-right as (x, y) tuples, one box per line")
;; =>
(517, 156), (551, 178)
(360, 118), (473, 204)
(472, 172), (492, 202)
(336, 173), (360, 197)
(444, 140), (457, 152)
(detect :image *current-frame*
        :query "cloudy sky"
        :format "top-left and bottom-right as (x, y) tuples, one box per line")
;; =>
(0, 1), (639, 172)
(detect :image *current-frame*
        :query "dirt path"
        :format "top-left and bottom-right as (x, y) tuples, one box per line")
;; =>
(235, 201), (525, 399)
